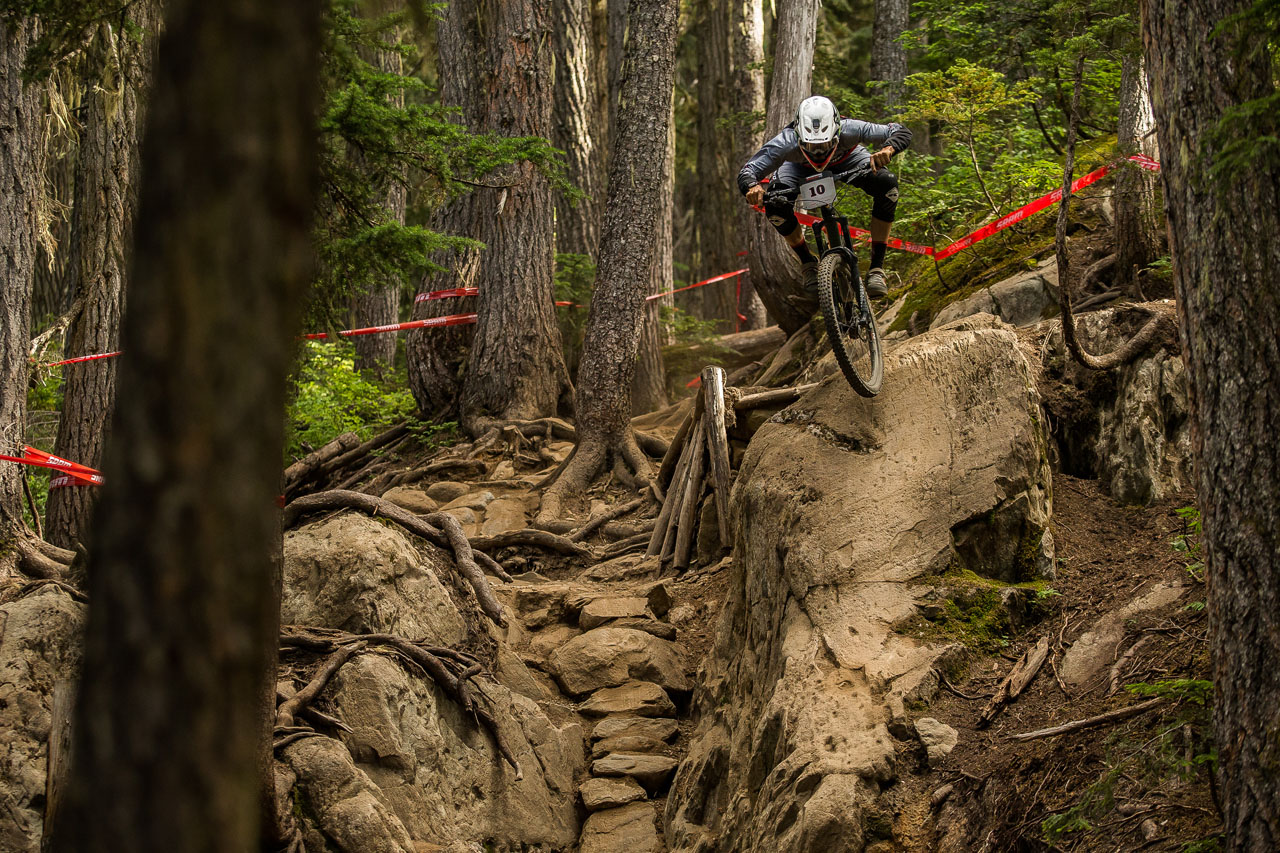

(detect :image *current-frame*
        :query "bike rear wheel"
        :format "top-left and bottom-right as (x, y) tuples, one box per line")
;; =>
(818, 252), (883, 397)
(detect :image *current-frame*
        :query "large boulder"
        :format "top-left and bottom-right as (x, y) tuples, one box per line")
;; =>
(1042, 303), (1191, 504)
(930, 259), (1060, 329)
(283, 513), (467, 645)
(0, 587), (84, 853)
(665, 318), (1052, 853)
(549, 628), (690, 697)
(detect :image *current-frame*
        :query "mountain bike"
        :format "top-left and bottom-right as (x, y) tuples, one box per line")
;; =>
(762, 165), (884, 397)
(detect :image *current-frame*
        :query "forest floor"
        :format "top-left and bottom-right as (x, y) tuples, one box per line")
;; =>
(890, 473), (1221, 852)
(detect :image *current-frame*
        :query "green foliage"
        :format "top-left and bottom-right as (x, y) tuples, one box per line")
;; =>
(1126, 678), (1214, 709)
(285, 339), (417, 460)
(1172, 505), (1205, 582)
(1042, 766), (1119, 842)
(1181, 836), (1224, 853)
(660, 305), (721, 346)
(554, 252), (595, 372)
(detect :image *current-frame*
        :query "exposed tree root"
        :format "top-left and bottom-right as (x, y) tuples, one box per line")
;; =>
(283, 490), (507, 626)
(1055, 58), (1177, 372)
(278, 626), (522, 778)
(15, 535), (70, 580)
(537, 430), (652, 526)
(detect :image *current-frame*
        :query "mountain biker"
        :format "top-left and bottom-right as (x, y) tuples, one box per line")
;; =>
(739, 95), (912, 300)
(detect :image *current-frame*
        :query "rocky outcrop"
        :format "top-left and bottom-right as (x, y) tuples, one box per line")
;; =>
(666, 318), (1052, 853)
(0, 587), (84, 853)
(280, 513), (584, 852)
(1042, 303), (1191, 504)
(930, 259), (1060, 329)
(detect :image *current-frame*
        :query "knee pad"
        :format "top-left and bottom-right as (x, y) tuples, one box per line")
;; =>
(871, 171), (899, 222)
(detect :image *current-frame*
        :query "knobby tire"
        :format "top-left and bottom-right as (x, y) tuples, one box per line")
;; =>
(818, 252), (883, 397)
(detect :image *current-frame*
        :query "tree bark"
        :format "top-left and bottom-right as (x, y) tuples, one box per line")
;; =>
(45, 3), (162, 550)
(410, 0), (566, 432)
(553, 0), (606, 258)
(744, 0), (819, 335)
(1141, 0), (1280, 849)
(48, 0), (322, 849)
(539, 0), (680, 521)
(0, 15), (46, 574)
(728, 0), (769, 329)
(695, 0), (739, 332)
(632, 114), (674, 415)
(870, 0), (909, 107)
(350, 0), (407, 374)
(1113, 52), (1161, 293)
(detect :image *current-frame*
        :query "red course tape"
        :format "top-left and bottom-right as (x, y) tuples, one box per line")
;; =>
(0, 446), (104, 486)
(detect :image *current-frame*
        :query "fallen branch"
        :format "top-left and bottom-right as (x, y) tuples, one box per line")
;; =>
(569, 496), (648, 542)
(284, 432), (360, 491)
(673, 428), (707, 571)
(469, 528), (594, 558)
(283, 490), (506, 625)
(733, 383), (819, 411)
(978, 637), (1050, 728)
(598, 531), (653, 560)
(1009, 698), (1163, 742)
(384, 458), (488, 490)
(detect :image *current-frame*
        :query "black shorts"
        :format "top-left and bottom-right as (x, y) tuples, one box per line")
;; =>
(763, 161), (900, 236)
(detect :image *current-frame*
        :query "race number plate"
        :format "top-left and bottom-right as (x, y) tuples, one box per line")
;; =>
(799, 173), (837, 209)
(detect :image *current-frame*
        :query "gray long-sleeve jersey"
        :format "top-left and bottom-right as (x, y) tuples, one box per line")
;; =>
(737, 118), (913, 194)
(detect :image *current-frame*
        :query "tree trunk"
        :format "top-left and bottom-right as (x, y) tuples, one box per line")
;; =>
(745, 0), (819, 336)
(1141, 1), (1280, 849)
(728, 0), (770, 329)
(48, 0), (321, 849)
(0, 16), (46, 573)
(1113, 52), (1161, 293)
(632, 115), (674, 415)
(45, 3), (162, 550)
(434, 0), (566, 432)
(870, 0), (909, 107)
(695, 0), (738, 333)
(539, 0), (679, 521)
(350, 1), (406, 374)
(553, 0), (606, 259)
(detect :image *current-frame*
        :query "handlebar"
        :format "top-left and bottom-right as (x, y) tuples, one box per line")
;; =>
(759, 164), (873, 205)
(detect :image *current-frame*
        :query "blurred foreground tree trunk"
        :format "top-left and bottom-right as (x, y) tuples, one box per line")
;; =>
(728, 0), (769, 329)
(46, 1), (162, 550)
(1141, 0), (1280, 849)
(49, 0), (322, 850)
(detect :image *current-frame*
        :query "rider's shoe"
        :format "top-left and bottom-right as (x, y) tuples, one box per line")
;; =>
(865, 267), (888, 298)
(801, 261), (819, 293)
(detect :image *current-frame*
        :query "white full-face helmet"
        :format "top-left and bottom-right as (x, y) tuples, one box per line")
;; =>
(796, 96), (841, 164)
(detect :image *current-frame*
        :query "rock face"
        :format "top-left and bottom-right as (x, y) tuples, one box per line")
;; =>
(666, 318), (1052, 853)
(280, 512), (584, 852)
(0, 587), (84, 853)
(930, 259), (1060, 329)
(1042, 304), (1192, 505)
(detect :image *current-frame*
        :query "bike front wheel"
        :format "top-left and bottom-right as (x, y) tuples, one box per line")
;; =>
(818, 252), (883, 397)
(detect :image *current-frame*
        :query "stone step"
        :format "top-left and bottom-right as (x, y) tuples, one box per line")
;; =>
(580, 682), (677, 718)
(591, 752), (679, 792)
(580, 776), (647, 812)
(579, 802), (662, 853)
